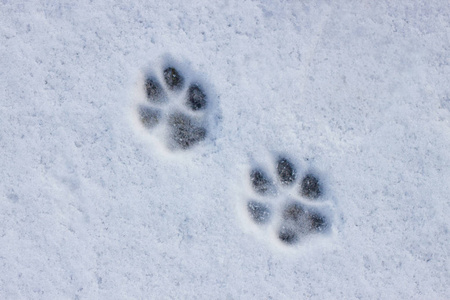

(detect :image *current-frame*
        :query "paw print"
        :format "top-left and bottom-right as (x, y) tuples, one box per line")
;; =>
(134, 57), (217, 151)
(244, 155), (332, 246)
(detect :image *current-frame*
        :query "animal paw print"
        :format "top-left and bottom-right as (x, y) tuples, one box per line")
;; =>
(134, 58), (217, 150)
(244, 156), (332, 246)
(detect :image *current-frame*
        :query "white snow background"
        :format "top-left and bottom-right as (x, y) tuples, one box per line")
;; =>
(1, 0), (449, 299)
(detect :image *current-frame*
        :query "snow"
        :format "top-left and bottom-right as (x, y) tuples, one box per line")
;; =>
(1, 0), (449, 299)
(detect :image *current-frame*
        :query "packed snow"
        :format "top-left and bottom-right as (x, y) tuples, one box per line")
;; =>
(1, 1), (449, 299)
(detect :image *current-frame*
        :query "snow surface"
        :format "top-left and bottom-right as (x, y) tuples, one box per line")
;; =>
(1, 0), (449, 299)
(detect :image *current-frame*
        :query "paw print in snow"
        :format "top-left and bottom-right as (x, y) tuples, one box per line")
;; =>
(244, 156), (332, 246)
(134, 57), (218, 151)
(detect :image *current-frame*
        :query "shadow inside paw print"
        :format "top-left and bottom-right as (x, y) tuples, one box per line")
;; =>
(278, 202), (328, 244)
(168, 112), (207, 150)
(245, 156), (331, 246)
(163, 67), (184, 90)
(134, 58), (217, 151)
(250, 169), (274, 195)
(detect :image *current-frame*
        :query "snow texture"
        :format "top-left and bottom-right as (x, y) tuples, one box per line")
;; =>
(1, 0), (449, 299)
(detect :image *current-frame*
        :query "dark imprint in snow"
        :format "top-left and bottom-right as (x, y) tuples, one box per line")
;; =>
(246, 156), (330, 245)
(136, 65), (210, 151)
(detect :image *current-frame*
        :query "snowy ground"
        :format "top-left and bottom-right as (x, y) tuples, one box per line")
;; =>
(1, 1), (449, 299)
